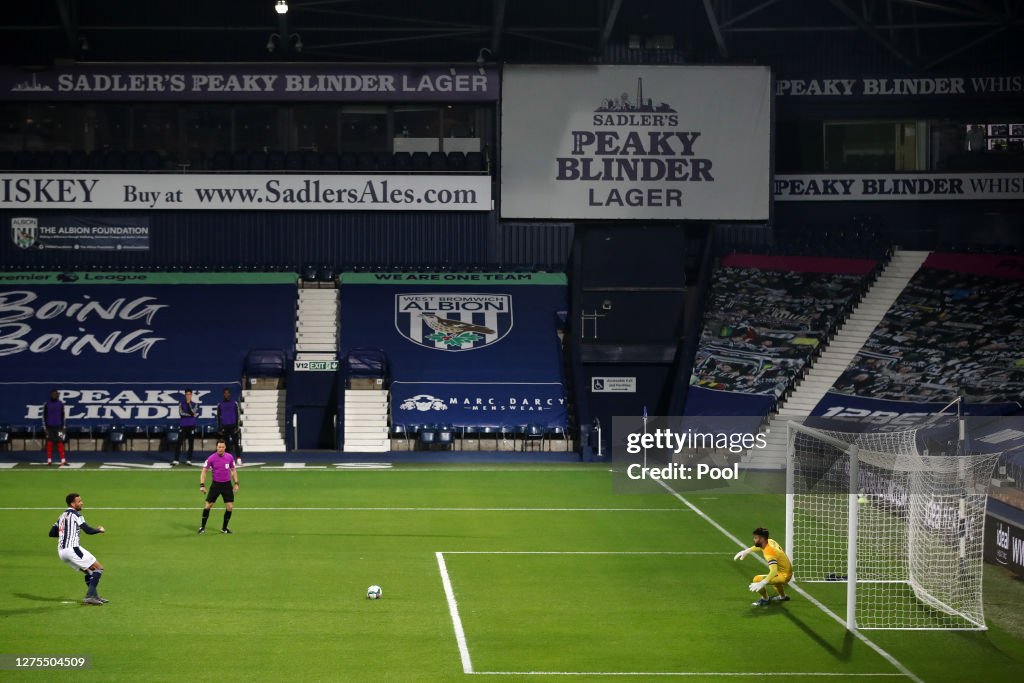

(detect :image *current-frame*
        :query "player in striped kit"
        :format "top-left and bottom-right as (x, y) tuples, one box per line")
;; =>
(49, 492), (108, 605)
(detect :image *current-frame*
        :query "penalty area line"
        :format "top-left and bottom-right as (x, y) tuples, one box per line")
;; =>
(437, 551), (474, 674)
(469, 673), (908, 677)
(0, 506), (689, 512)
(654, 479), (922, 683)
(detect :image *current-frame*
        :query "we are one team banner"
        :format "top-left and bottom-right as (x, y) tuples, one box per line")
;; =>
(500, 65), (771, 220)
(0, 174), (491, 211)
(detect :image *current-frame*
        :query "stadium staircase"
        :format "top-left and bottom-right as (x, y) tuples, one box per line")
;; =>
(342, 389), (389, 452)
(240, 387), (287, 452)
(748, 249), (930, 469)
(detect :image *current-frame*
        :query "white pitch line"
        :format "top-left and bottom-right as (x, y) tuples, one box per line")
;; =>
(654, 479), (922, 683)
(0, 506), (689, 512)
(442, 551), (728, 555)
(436, 552), (474, 674)
(471, 672), (907, 677)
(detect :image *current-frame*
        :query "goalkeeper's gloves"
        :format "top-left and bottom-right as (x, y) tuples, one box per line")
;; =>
(748, 580), (768, 592)
(733, 549), (750, 561)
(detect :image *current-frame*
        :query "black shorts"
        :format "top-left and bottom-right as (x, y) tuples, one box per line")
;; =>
(206, 481), (234, 503)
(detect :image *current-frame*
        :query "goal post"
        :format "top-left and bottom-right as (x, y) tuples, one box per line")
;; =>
(786, 420), (999, 631)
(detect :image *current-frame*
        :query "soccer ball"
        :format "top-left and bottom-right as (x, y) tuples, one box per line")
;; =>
(367, 585), (382, 600)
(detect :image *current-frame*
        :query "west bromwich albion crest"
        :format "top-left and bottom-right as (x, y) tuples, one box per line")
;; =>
(11, 217), (38, 249)
(395, 293), (513, 351)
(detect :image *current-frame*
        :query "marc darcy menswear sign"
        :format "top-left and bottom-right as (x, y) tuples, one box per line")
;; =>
(500, 65), (772, 221)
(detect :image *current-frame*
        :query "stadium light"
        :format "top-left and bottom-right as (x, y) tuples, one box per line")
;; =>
(274, 0), (289, 15)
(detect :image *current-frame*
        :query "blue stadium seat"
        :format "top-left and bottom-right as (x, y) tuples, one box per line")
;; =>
(142, 149), (163, 171)
(302, 264), (319, 282)
(248, 151), (268, 170)
(418, 428), (437, 449)
(411, 152), (430, 172)
(0, 150), (13, 169)
(50, 150), (71, 169)
(301, 150), (321, 171)
(465, 151), (485, 172)
(546, 425), (568, 451)
(13, 150), (33, 169)
(86, 149), (105, 169)
(522, 424), (545, 451)
(104, 150), (126, 170)
(393, 152), (413, 171)
(107, 424), (127, 450)
(435, 425), (455, 450)
(211, 150), (231, 170)
(165, 426), (181, 449)
(428, 151), (447, 172)
(446, 151), (466, 171)
(356, 151), (376, 171)
(375, 152), (395, 171)
(127, 424), (149, 450)
(339, 152), (358, 171)
(149, 425), (167, 451)
(231, 151), (249, 170)
(123, 150), (143, 170)
(267, 150), (285, 170)
(320, 152), (339, 171)
(0, 425), (10, 451)
(285, 151), (303, 171)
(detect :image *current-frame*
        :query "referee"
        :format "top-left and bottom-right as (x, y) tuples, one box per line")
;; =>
(198, 440), (239, 534)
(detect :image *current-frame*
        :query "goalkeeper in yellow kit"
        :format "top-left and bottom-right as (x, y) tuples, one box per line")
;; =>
(734, 527), (792, 606)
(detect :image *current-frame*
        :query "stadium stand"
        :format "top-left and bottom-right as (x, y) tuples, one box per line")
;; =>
(686, 253), (881, 417)
(826, 252), (1024, 408)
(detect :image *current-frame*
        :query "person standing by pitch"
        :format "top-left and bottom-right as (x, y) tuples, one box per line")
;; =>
(173, 389), (198, 466)
(43, 389), (67, 467)
(198, 440), (239, 534)
(216, 388), (242, 465)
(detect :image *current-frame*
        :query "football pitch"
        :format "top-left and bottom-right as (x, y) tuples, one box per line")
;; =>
(2, 465), (1023, 682)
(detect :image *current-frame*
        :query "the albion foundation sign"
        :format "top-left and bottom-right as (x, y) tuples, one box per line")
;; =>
(501, 65), (771, 221)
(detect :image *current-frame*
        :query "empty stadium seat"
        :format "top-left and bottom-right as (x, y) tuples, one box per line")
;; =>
(446, 151), (466, 171)
(285, 151), (303, 171)
(411, 151), (430, 171)
(435, 425), (455, 450)
(142, 149), (163, 170)
(320, 152), (339, 170)
(356, 151), (376, 171)
(248, 151), (268, 170)
(13, 150), (33, 169)
(211, 150), (232, 170)
(0, 425), (10, 451)
(123, 150), (143, 170)
(522, 424), (546, 451)
(50, 150), (71, 169)
(393, 152), (413, 171)
(375, 152), (395, 171)
(465, 151), (485, 171)
(428, 151), (447, 171)
(301, 150), (321, 170)
(339, 152), (358, 171)
(245, 348), (288, 377)
(231, 151), (249, 170)
(267, 150), (285, 170)
(107, 424), (127, 450)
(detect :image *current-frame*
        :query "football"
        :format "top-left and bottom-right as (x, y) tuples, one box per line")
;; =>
(367, 585), (382, 600)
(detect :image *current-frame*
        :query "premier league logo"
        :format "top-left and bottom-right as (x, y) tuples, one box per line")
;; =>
(11, 217), (38, 249)
(395, 293), (513, 352)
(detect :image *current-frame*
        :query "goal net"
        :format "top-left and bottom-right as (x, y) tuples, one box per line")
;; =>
(786, 421), (999, 630)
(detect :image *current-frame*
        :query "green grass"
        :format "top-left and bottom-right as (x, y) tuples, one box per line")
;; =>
(1, 466), (1022, 682)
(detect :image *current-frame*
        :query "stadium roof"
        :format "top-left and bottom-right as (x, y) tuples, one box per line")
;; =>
(2, 0), (1022, 72)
